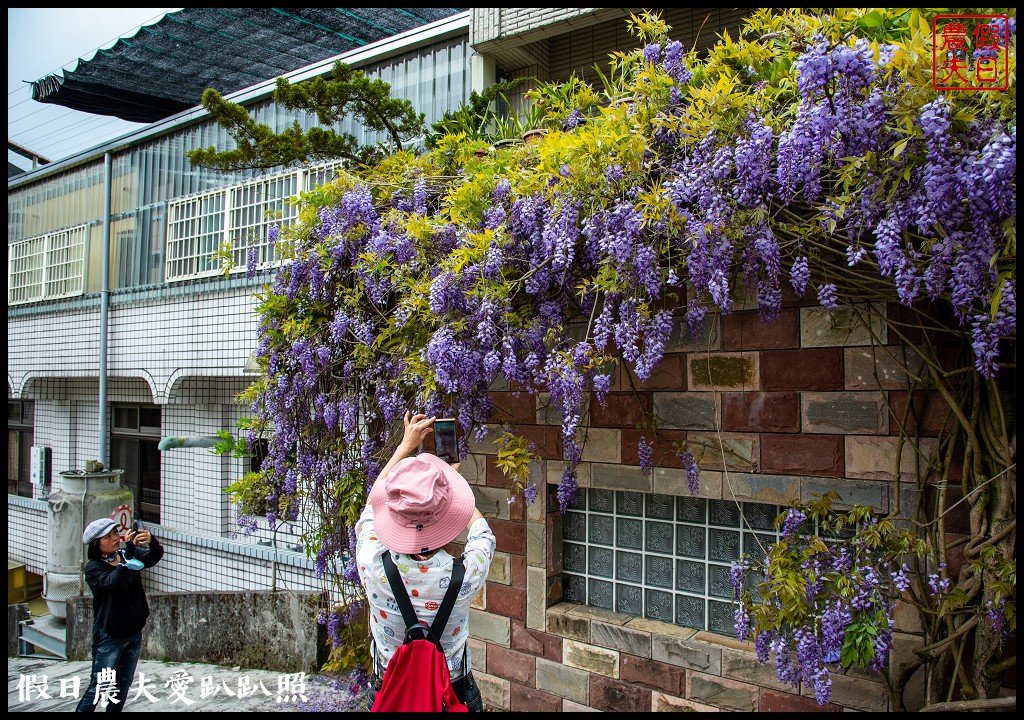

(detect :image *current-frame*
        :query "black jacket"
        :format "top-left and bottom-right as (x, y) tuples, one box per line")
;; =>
(84, 536), (164, 640)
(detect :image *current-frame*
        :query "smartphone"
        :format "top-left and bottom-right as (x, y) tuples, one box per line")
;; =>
(432, 418), (458, 463)
(134, 520), (145, 531)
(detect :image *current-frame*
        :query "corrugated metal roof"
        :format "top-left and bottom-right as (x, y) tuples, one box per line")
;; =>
(30, 7), (465, 123)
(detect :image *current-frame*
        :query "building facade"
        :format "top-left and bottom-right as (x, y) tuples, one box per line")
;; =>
(9, 8), (929, 712)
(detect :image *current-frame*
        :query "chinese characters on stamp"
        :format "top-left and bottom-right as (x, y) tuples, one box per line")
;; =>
(933, 14), (1011, 91)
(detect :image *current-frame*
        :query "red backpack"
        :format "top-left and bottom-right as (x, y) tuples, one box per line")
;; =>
(371, 553), (468, 713)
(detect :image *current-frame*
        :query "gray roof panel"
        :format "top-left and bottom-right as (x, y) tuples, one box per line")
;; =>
(30, 7), (465, 123)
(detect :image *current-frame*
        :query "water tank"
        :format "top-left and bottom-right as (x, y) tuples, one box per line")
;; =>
(44, 469), (133, 619)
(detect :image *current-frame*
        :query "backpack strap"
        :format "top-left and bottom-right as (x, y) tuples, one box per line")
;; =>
(430, 556), (465, 640)
(382, 552), (420, 631)
(381, 552), (466, 646)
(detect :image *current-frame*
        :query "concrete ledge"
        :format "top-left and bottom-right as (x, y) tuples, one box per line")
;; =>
(155, 527), (315, 570)
(6, 494), (47, 511)
(66, 589), (327, 673)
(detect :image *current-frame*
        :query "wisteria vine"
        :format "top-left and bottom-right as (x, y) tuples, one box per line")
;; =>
(731, 498), (926, 705)
(225, 8), (1016, 692)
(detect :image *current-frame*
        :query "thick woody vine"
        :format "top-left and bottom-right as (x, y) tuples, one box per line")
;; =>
(216, 9), (1014, 706)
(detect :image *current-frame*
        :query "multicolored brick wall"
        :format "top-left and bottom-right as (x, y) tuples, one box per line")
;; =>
(455, 297), (944, 711)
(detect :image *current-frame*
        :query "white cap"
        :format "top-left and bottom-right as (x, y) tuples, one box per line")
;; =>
(83, 517), (119, 544)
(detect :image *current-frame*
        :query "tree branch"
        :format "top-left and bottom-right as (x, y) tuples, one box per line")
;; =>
(919, 696), (1016, 712)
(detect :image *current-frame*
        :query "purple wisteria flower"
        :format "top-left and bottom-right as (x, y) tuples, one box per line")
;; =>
(790, 255), (810, 297)
(817, 282), (839, 309)
(793, 36), (833, 94)
(564, 109), (584, 130)
(522, 483), (539, 505)
(678, 448), (700, 496)
(928, 562), (951, 602)
(890, 564), (911, 593)
(556, 467), (579, 511)
(662, 40), (691, 83)
(733, 119), (773, 207)
(638, 436), (654, 477)
(780, 508), (807, 540)
(246, 244), (259, 278)
(986, 598), (1008, 636)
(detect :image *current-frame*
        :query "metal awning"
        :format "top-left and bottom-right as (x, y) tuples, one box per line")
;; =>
(30, 7), (464, 123)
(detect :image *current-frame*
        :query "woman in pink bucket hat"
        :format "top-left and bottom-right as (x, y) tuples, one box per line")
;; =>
(356, 411), (495, 711)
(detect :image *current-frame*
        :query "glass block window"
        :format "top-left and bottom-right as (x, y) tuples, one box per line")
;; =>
(8, 224), (87, 305)
(562, 488), (782, 636)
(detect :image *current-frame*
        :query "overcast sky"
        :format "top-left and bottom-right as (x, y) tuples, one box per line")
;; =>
(7, 8), (180, 172)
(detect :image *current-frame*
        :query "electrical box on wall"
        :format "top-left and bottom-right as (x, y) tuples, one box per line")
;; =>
(30, 445), (52, 489)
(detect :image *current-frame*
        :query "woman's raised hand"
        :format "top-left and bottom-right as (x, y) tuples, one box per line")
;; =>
(398, 411), (435, 456)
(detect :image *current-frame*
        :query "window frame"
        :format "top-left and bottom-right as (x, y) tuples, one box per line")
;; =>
(164, 162), (342, 283)
(110, 403), (162, 523)
(8, 224), (88, 305)
(561, 488), (783, 636)
(8, 400), (35, 498)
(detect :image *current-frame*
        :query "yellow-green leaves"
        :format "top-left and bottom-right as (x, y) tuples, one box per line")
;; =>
(495, 431), (539, 494)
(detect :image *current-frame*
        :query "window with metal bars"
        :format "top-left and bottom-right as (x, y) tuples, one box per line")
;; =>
(7, 224), (87, 305)
(164, 162), (341, 282)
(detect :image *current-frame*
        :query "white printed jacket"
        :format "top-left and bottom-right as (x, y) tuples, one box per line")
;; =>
(355, 505), (495, 680)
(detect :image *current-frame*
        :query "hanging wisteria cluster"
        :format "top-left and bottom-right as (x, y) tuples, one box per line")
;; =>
(231, 8), (1015, 680)
(731, 502), (926, 705)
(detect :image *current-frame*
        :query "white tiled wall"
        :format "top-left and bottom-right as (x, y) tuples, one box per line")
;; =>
(8, 284), (326, 595)
(9, 498), (49, 576)
(9, 285), (260, 402)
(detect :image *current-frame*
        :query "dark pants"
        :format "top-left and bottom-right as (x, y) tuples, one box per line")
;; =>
(369, 670), (483, 712)
(75, 628), (142, 712)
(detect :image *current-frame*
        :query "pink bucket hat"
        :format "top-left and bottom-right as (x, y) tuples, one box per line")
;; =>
(369, 453), (476, 554)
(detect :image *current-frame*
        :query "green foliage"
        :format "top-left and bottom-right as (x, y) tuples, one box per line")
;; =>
(187, 61), (424, 172)
(426, 77), (530, 146)
(223, 466), (273, 520)
(841, 610), (887, 669)
(494, 432), (540, 495)
(526, 74), (603, 128)
(212, 428), (240, 457)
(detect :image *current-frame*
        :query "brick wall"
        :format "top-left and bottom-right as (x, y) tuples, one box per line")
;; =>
(460, 296), (933, 712)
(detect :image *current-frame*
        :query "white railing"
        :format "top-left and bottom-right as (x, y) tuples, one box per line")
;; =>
(8, 224), (88, 305)
(165, 162), (343, 282)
